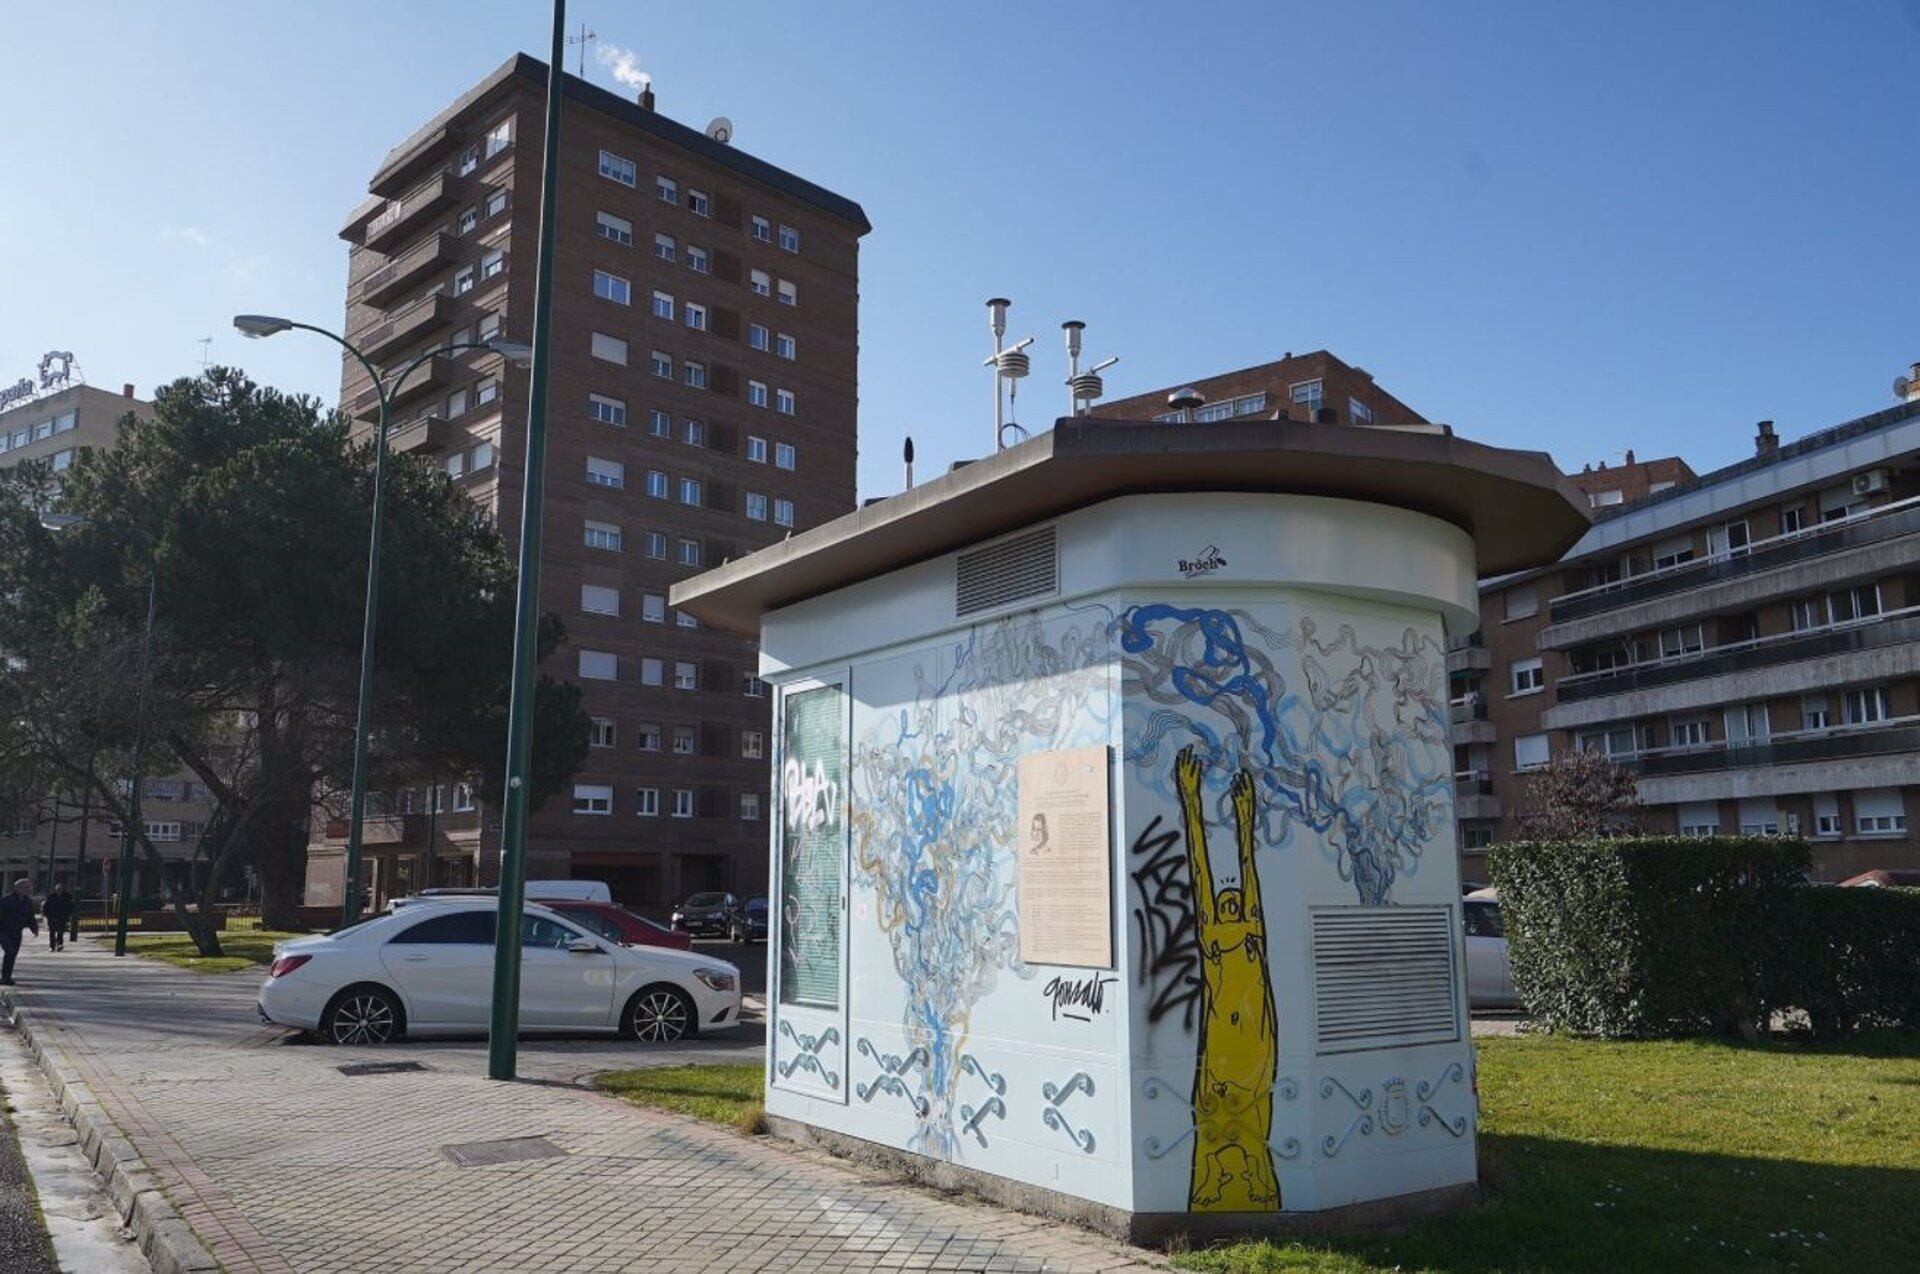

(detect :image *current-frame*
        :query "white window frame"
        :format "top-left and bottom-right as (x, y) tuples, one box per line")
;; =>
(573, 784), (614, 816)
(599, 150), (636, 186)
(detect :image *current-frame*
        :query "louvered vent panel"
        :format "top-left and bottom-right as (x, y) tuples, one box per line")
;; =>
(1311, 907), (1460, 1054)
(955, 526), (1058, 617)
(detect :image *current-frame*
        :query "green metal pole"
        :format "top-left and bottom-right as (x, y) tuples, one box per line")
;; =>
(488, 0), (567, 1081)
(114, 567), (157, 956)
(340, 379), (393, 929)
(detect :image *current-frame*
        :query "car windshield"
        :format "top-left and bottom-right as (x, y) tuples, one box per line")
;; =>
(559, 908), (623, 944)
(686, 892), (728, 907)
(745, 899), (768, 915)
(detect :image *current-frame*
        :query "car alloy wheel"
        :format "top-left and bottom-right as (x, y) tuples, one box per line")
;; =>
(629, 988), (693, 1043)
(329, 991), (397, 1046)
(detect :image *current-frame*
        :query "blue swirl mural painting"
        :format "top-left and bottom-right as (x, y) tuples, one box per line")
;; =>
(850, 615), (1111, 1158)
(1118, 604), (1449, 906)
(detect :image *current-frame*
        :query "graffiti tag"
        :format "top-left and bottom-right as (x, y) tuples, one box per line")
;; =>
(1129, 815), (1203, 1031)
(781, 757), (839, 832)
(1176, 544), (1228, 579)
(1042, 972), (1118, 1022)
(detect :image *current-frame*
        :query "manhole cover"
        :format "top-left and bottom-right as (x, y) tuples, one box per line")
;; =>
(441, 1135), (568, 1168)
(337, 1061), (428, 1077)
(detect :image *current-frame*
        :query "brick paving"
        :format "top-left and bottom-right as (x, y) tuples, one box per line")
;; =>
(6, 941), (1163, 1273)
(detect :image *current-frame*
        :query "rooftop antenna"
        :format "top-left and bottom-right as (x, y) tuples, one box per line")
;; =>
(903, 435), (916, 489)
(983, 298), (1033, 450)
(197, 336), (212, 368)
(567, 25), (597, 76)
(1167, 386), (1205, 424)
(1062, 320), (1120, 417)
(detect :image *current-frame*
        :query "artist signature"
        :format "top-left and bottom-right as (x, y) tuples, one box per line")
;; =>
(1044, 973), (1119, 1022)
(1177, 545), (1227, 578)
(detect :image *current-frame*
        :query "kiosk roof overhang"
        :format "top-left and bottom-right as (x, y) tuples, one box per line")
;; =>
(672, 418), (1591, 634)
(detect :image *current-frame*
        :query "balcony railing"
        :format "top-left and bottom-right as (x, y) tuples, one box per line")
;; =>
(387, 412), (456, 454)
(351, 354), (455, 421)
(352, 232), (458, 308)
(1548, 494), (1920, 623)
(355, 291), (457, 362)
(1555, 607), (1920, 703)
(1448, 697), (1489, 724)
(1453, 770), (1493, 797)
(364, 172), (460, 253)
(1612, 716), (1920, 777)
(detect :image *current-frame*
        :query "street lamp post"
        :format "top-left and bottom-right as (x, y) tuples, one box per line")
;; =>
(488, 0), (569, 1082)
(233, 316), (530, 926)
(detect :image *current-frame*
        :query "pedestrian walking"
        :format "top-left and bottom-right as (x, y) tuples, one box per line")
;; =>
(0, 879), (38, 986)
(42, 884), (73, 952)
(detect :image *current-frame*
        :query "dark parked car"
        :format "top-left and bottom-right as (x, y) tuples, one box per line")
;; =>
(546, 901), (692, 951)
(672, 891), (742, 938)
(731, 897), (768, 944)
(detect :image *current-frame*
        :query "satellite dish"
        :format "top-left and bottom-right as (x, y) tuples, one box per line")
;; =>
(1896, 376), (1913, 401)
(705, 117), (733, 145)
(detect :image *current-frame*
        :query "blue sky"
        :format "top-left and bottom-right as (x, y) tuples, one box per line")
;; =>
(3, 1), (1918, 498)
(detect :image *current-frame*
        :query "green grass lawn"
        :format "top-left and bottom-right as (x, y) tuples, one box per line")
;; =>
(120, 916), (307, 974)
(598, 1038), (1920, 1271)
(596, 1063), (765, 1134)
(1183, 1032), (1920, 1272)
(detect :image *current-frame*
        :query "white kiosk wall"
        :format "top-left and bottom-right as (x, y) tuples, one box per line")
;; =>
(762, 493), (1479, 1221)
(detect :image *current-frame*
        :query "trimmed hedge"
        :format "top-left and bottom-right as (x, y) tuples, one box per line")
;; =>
(1488, 837), (1808, 1039)
(1773, 885), (1920, 1039)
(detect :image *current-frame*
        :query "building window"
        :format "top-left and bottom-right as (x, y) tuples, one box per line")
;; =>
(459, 207), (478, 234)
(672, 789), (695, 819)
(589, 393), (626, 426)
(741, 793), (761, 821)
(636, 788), (660, 817)
(748, 380), (769, 408)
(580, 584), (620, 615)
(593, 270), (631, 305)
(748, 324), (770, 352)
(452, 265), (475, 296)
(475, 376), (499, 406)
(650, 409), (671, 438)
(750, 268), (771, 297)
(743, 674), (768, 698)
(1576, 726), (1637, 760)
(484, 118), (512, 158)
(586, 456), (625, 489)
(773, 498), (795, 527)
(1677, 800), (1719, 836)
(584, 520), (622, 551)
(485, 189), (509, 219)
(747, 435), (768, 463)
(1843, 686), (1892, 725)
(1780, 506), (1806, 535)
(1650, 534), (1695, 570)
(599, 150), (636, 186)
(1813, 793), (1842, 837)
(686, 244), (709, 274)
(741, 730), (764, 759)
(646, 470), (669, 498)
(775, 442), (796, 470)
(470, 441), (494, 472)
(51, 448), (74, 472)
(597, 211), (633, 245)
(775, 333), (796, 360)
(657, 175), (678, 204)
(671, 724), (696, 755)
(682, 418), (705, 446)
(591, 332), (628, 365)
(636, 723), (661, 752)
(650, 350), (673, 379)
(745, 492), (768, 521)
(684, 302), (707, 331)
(751, 215), (772, 242)
(676, 611), (697, 629)
(775, 388), (796, 415)
(1290, 379), (1323, 417)
(1829, 583), (1882, 624)
(687, 188), (710, 217)
(1855, 788), (1907, 835)
(674, 661), (698, 691)
(1669, 716), (1711, 749)
(677, 538), (701, 567)
(578, 650), (617, 680)
(642, 593), (666, 623)
(1802, 694), (1832, 731)
(654, 232), (677, 262)
(446, 389), (468, 418)
(641, 657), (664, 686)
(645, 531), (667, 559)
(573, 784), (613, 815)
(1514, 732), (1549, 771)
(589, 717), (616, 748)
(683, 361), (707, 389)
(778, 223), (800, 253)
(1724, 702), (1771, 743)
(1504, 585), (1539, 622)
(1349, 397), (1373, 425)
(478, 311), (502, 342)
(445, 451), (467, 480)
(1658, 625), (1704, 658)
(777, 279), (797, 307)
(651, 290), (675, 321)
(679, 477), (702, 506)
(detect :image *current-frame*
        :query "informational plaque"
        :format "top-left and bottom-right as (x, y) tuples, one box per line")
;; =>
(1017, 745), (1114, 968)
(779, 684), (844, 1008)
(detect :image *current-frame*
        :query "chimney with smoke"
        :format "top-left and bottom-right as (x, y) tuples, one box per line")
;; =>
(1755, 420), (1779, 457)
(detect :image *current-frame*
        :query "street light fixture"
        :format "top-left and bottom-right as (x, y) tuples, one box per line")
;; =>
(40, 512), (154, 957)
(232, 315), (532, 926)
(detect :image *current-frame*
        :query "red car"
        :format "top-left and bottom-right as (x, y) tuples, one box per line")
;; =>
(542, 900), (692, 951)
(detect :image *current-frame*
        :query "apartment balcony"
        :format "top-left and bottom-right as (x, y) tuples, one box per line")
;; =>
(1627, 720), (1920, 806)
(352, 233), (458, 308)
(1626, 718), (1920, 778)
(351, 354), (456, 422)
(355, 291), (457, 362)
(1447, 644), (1491, 674)
(369, 123), (469, 199)
(363, 173), (461, 254)
(1449, 697), (1495, 744)
(1454, 771), (1501, 821)
(1542, 496), (1920, 648)
(1555, 608), (1920, 704)
(387, 412), (457, 455)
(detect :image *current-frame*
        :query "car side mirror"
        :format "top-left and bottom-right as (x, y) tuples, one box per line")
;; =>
(567, 938), (602, 955)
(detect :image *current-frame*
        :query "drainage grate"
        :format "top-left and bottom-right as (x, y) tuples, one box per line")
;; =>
(440, 1135), (568, 1168)
(336, 1061), (428, 1077)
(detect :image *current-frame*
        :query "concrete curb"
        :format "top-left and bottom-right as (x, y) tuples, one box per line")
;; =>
(3, 993), (219, 1274)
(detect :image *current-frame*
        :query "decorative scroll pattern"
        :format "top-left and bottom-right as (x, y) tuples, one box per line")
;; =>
(1416, 1062), (1468, 1138)
(1041, 1071), (1097, 1153)
(1319, 1075), (1376, 1159)
(854, 1039), (929, 1115)
(775, 1021), (842, 1087)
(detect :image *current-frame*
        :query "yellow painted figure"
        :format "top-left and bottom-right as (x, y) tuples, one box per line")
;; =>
(1174, 744), (1279, 1210)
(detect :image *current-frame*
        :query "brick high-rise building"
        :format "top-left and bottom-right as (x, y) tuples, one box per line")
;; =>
(313, 54), (869, 911)
(1094, 350), (1426, 426)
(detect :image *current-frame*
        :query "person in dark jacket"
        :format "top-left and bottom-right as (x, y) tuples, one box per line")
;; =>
(0, 879), (38, 985)
(42, 884), (73, 952)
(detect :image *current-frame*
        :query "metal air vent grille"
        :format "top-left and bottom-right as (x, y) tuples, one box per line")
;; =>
(1311, 906), (1460, 1054)
(955, 526), (1058, 617)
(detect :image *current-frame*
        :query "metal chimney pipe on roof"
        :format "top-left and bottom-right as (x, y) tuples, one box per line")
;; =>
(903, 436), (915, 490)
(1755, 419), (1779, 457)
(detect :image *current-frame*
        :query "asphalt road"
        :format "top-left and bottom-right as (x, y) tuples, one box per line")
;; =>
(683, 936), (770, 996)
(0, 1078), (57, 1274)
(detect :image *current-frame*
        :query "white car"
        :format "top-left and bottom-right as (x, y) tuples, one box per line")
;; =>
(258, 899), (742, 1046)
(1464, 887), (1518, 1008)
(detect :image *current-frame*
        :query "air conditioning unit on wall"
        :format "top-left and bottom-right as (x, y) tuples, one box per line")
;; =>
(1852, 469), (1890, 496)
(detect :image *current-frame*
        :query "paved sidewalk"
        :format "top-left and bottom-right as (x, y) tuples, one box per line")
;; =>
(5, 940), (1163, 1273)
